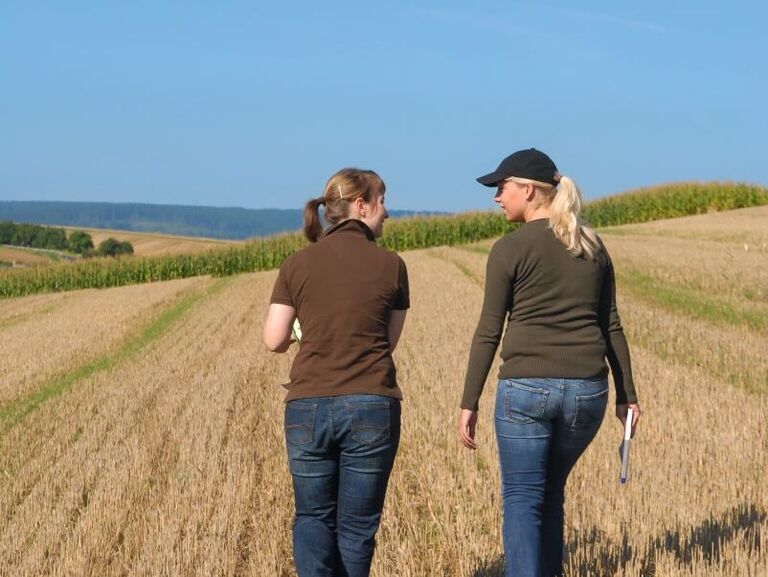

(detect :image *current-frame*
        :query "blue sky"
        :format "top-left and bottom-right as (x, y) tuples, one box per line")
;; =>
(1, 1), (766, 212)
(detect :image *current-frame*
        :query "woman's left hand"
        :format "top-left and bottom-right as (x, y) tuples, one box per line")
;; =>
(616, 402), (641, 438)
(457, 409), (478, 450)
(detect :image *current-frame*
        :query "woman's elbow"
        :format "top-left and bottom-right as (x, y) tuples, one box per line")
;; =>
(263, 340), (283, 353)
(262, 329), (289, 353)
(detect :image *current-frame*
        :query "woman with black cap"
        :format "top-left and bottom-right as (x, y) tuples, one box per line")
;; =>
(457, 148), (641, 577)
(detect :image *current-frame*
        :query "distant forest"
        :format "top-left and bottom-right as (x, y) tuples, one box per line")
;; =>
(0, 201), (434, 240)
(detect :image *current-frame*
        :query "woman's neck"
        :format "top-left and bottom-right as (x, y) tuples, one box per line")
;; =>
(523, 205), (551, 223)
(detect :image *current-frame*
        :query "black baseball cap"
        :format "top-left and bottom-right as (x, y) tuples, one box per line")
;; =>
(476, 148), (560, 187)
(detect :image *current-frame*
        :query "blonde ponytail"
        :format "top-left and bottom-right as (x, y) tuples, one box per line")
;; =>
(548, 176), (601, 259)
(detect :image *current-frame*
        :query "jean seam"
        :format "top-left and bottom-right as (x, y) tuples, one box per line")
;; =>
(344, 401), (391, 446)
(285, 402), (317, 446)
(571, 388), (608, 429)
(502, 381), (549, 423)
(329, 397), (336, 442)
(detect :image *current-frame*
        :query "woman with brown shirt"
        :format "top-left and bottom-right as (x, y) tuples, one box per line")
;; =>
(263, 168), (409, 577)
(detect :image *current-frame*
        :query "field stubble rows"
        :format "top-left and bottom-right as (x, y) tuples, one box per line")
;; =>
(0, 206), (766, 576)
(0, 277), (208, 405)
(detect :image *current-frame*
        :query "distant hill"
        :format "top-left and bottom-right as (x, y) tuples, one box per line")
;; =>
(0, 201), (439, 240)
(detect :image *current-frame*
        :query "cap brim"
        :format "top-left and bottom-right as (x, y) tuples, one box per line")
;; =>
(476, 171), (506, 187)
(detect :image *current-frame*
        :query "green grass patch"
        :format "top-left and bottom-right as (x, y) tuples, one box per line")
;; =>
(456, 244), (493, 255)
(616, 268), (767, 333)
(598, 226), (759, 244)
(0, 278), (230, 431)
(624, 322), (767, 395)
(428, 250), (484, 288)
(449, 259), (482, 287)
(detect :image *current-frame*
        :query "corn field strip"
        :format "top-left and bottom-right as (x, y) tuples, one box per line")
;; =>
(1, 182), (766, 299)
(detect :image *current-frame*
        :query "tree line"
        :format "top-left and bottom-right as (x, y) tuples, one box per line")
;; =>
(0, 221), (134, 257)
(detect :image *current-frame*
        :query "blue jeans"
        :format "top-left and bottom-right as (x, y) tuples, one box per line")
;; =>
(494, 377), (608, 577)
(285, 394), (401, 577)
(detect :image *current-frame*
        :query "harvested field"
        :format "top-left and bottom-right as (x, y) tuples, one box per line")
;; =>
(599, 204), (768, 245)
(0, 277), (208, 406)
(64, 227), (242, 257)
(0, 206), (766, 576)
(0, 247), (55, 267)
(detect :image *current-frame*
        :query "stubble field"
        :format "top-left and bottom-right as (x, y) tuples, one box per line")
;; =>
(63, 228), (241, 257)
(1, 206), (766, 576)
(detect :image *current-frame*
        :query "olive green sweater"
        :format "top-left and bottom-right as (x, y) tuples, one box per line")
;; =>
(461, 219), (638, 411)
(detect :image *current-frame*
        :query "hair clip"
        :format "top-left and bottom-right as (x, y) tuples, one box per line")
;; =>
(338, 184), (344, 199)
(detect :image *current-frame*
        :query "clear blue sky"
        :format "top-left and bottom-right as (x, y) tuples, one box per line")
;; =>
(1, 1), (766, 212)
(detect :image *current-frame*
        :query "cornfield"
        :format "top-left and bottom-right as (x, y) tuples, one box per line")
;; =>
(1, 182), (766, 299)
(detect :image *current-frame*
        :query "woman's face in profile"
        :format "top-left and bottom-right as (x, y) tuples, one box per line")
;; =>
(362, 193), (389, 238)
(494, 180), (525, 222)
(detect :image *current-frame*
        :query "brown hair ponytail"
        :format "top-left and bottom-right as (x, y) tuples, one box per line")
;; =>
(303, 197), (325, 243)
(302, 168), (386, 243)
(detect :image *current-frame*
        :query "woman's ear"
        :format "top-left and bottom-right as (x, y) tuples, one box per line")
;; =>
(524, 183), (537, 201)
(353, 196), (367, 218)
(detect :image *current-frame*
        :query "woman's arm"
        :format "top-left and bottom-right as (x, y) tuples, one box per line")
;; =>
(460, 242), (512, 412)
(388, 309), (407, 352)
(457, 242), (512, 450)
(598, 256), (638, 405)
(598, 251), (641, 433)
(263, 303), (296, 353)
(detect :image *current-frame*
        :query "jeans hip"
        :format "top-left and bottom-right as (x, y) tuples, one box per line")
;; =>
(494, 377), (608, 437)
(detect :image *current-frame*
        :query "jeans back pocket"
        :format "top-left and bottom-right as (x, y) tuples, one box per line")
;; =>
(285, 401), (317, 446)
(571, 387), (608, 430)
(345, 401), (391, 446)
(502, 380), (549, 424)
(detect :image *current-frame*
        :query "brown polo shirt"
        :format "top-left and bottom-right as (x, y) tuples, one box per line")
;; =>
(270, 218), (410, 402)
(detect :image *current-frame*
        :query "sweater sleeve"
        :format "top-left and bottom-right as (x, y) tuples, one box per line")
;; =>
(599, 253), (638, 405)
(461, 241), (513, 411)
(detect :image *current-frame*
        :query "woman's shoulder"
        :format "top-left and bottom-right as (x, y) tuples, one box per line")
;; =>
(491, 225), (532, 252)
(374, 245), (408, 271)
(278, 243), (312, 271)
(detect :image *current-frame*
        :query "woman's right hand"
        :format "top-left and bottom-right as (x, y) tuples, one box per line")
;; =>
(457, 409), (478, 450)
(616, 403), (641, 438)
